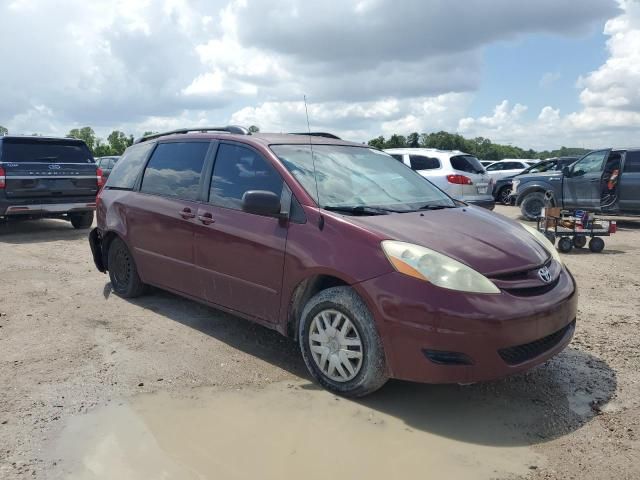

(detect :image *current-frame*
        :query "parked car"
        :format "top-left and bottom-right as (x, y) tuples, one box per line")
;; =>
(384, 148), (495, 210)
(89, 127), (577, 397)
(493, 157), (578, 205)
(95, 156), (120, 180)
(0, 136), (99, 228)
(484, 159), (536, 182)
(480, 160), (495, 168)
(512, 148), (640, 220)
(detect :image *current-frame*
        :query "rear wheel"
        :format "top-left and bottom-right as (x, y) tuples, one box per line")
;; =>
(520, 192), (546, 221)
(70, 211), (94, 229)
(107, 237), (146, 297)
(573, 236), (587, 248)
(299, 286), (388, 398)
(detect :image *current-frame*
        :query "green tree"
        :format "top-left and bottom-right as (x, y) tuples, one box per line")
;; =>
(248, 125), (260, 133)
(0, 125), (7, 136)
(407, 132), (420, 148)
(106, 131), (134, 155)
(368, 136), (386, 149)
(67, 127), (97, 152)
(386, 134), (407, 148)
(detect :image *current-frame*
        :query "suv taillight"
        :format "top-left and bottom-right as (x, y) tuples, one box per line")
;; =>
(447, 174), (473, 185)
(0, 166), (5, 189)
(96, 167), (104, 189)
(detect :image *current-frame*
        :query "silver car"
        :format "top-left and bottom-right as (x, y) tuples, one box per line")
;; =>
(384, 148), (495, 209)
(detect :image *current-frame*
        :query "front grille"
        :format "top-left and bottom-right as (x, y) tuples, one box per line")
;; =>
(503, 276), (560, 297)
(498, 320), (575, 365)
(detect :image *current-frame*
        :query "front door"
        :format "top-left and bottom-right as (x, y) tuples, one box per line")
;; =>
(127, 141), (212, 295)
(194, 142), (288, 324)
(563, 150), (610, 209)
(619, 150), (640, 213)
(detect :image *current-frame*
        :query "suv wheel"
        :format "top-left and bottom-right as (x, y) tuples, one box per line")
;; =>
(497, 187), (511, 205)
(520, 192), (546, 220)
(107, 237), (146, 298)
(69, 211), (94, 229)
(299, 286), (388, 397)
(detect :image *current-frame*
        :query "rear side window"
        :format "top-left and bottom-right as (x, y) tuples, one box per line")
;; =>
(209, 143), (283, 210)
(106, 142), (155, 190)
(624, 151), (640, 173)
(451, 155), (484, 174)
(389, 154), (404, 163)
(0, 138), (93, 163)
(140, 142), (210, 200)
(409, 155), (440, 170)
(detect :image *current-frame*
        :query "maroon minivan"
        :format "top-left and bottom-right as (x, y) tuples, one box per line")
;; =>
(89, 127), (577, 397)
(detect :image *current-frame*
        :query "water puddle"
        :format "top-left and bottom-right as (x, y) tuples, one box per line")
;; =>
(52, 381), (543, 480)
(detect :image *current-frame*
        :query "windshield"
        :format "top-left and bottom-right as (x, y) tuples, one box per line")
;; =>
(271, 145), (455, 211)
(521, 161), (557, 174)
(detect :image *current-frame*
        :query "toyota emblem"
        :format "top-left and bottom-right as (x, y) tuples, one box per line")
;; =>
(538, 266), (552, 283)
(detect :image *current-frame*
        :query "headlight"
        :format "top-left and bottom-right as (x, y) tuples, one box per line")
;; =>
(521, 223), (563, 265)
(381, 241), (500, 294)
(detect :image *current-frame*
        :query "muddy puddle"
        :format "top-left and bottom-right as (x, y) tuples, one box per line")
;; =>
(50, 381), (545, 480)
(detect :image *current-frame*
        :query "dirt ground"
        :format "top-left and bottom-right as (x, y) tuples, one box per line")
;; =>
(0, 205), (638, 480)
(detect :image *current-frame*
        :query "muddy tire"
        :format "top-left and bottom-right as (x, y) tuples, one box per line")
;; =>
(299, 286), (388, 398)
(107, 237), (146, 298)
(520, 192), (546, 221)
(70, 211), (94, 229)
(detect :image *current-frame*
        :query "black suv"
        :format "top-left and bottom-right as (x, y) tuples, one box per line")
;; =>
(0, 136), (100, 228)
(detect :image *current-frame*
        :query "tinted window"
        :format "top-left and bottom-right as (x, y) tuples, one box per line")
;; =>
(450, 155), (484, 174)
(105, 143), (155, 190)
(210, 143), (283, 210)
(573, 151), (607, 176)
(624, 151), (640, 173)
(486, 162), (504, 171)
(409, 155), (440, 170)
(504, 162), (524, 169)
(522, 161), (556, 174)
(390, 154), (404, 163)
(140, 142), (209, 200)
(0, 138), (93, 163)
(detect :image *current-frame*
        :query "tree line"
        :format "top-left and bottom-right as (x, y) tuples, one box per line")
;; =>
(0, 124), (590, 160)
(367, 131), (589, 160)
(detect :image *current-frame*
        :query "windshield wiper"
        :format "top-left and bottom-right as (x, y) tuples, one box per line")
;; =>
(323, 205), (393, 216)
(416, 204), (457, 211)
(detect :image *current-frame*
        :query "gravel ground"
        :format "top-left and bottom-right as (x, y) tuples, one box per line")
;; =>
(0, 205), (638, 479)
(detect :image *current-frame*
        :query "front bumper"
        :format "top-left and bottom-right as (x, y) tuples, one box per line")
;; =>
(357, 268), (577, 384)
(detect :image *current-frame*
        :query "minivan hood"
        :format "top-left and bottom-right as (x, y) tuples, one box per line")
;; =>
(344, 207), (549, 275)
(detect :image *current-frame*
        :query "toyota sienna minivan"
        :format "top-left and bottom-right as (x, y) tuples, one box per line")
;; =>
(89, 126), (577, 397)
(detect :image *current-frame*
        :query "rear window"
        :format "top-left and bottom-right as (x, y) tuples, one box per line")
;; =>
(140, 142), (210, 200)
(409, 155), (440, 170)
(0, 138), (93, 163)
(450, 155), (484, 174)
(624, 151), (640, 173)
(105, 142), (155, 190)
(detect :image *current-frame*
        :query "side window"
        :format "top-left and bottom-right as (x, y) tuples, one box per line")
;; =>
(486, 162), (504, 171)
(209, 143), (283, 210)
(389, 154), (404, 163)
(624, 151), (640, 173)
(140, 142), (209, 200)
(409, 155), (440, 170)
(105, 143), (155, 190)
(572, 151), (607, 177)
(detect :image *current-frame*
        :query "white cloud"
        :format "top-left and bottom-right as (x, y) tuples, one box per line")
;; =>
(539, 72), (561, 88)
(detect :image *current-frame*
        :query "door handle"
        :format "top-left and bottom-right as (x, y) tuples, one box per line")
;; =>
(198, 212), (215, 225)
(180, 208), (196, 219)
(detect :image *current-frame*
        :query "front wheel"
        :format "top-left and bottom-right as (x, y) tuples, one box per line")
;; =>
(299, 287), (388, 397)
(107, 237), (146, 298)
(70, 211), (94, 229)
(497, 187), (511, 205)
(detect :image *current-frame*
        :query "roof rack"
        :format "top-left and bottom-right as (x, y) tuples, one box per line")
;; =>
(134, 125), (250, 144)
(288, 132), (342, 140)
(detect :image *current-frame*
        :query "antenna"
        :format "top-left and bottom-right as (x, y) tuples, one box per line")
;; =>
(304, 95), (324, 229)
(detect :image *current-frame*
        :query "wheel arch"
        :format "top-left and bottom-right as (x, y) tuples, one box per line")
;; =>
(516, 184), (556, 206)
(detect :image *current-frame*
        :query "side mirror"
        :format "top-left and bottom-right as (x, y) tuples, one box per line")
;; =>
(562, 166), (571, 177)
(242, 190), (282, 217)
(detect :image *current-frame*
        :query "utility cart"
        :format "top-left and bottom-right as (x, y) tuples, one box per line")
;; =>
(536, 207), (617, 253)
